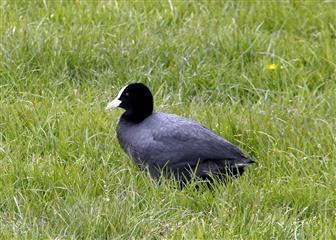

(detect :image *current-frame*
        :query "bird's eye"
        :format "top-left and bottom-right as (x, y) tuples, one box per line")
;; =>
(125, 92), (129, 97)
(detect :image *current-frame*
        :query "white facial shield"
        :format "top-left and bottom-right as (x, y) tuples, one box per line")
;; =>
(106, 86), (127, 110)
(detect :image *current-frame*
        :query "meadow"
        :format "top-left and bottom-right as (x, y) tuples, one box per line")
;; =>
(0, 1), (335, 239)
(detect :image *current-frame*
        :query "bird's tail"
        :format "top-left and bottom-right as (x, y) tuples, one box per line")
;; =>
(230, 158), (255, 177)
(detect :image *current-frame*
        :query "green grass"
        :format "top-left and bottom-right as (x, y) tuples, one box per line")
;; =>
(1, 1), (336, 239)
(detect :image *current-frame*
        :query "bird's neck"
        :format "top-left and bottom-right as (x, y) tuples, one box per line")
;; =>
(121, 108), (152, 123)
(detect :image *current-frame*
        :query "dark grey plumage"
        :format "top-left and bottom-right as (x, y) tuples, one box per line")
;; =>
(107, 83), (254, 183)
(117, 112), (253, 181)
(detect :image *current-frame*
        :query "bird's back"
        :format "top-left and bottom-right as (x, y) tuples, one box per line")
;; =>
(117, 112), (252, 180)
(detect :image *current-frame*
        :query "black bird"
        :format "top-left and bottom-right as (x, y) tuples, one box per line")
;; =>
(106, 83), (254, 184)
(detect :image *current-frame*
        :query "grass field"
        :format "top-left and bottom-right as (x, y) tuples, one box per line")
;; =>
(1, 1), (336, 239)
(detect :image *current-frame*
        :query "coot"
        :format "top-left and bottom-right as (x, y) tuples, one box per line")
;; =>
(106, 83), (253, 183)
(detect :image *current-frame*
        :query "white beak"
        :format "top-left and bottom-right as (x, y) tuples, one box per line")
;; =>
(106, 85), (127, 110)
(106, 98), (121, 110)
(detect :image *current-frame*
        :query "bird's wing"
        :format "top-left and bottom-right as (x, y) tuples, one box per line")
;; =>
(141, 117), (249, 169)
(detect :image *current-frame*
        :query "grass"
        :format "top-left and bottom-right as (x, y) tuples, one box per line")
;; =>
(1, 1), (335, 239)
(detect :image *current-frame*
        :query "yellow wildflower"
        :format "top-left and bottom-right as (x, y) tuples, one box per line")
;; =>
(267, 63), (277, 70)
(266, 63), (283, 70)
